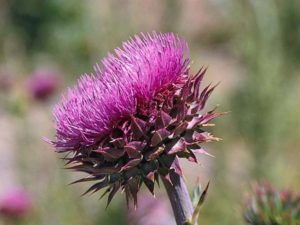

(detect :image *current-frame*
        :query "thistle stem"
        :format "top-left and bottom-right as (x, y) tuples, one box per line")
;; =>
(161, 172), (197, 225)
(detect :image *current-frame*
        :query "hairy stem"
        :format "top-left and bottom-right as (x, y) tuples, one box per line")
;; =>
(161, 172), (197, 225)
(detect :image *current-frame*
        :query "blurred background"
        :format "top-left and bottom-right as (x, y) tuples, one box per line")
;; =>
(0, 0), (299, 224)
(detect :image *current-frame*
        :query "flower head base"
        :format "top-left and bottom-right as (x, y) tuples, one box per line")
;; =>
(244, 183), (300, 225)
(50, 32), (221, 207)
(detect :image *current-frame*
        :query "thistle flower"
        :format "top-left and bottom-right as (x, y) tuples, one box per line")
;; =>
(50, 32), (221, 208)
(0, 189), (32, 218)
(27, 69), (59, 100)
(244, 183), (300, 225)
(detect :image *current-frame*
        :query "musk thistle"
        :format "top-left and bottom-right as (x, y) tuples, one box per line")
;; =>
(0, 188), (32, 218)
(49, 32), (221, 224)
(27, 69), (59, 101)
(244, 183), (300, 225)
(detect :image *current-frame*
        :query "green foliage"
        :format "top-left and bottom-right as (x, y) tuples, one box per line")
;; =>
(7, 0), (83, 52)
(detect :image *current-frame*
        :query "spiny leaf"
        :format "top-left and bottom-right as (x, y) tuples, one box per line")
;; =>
(121, 157), (142, 171)
(131, 116), (147, 139)
(167, 138), (186, 154)
(124, 141), (145, 158)
(155, 110), (172, 129)
(191, 182), (210, 225)
(193, 67), (207, 99)
(150, 128), (170, 147)
(199, 82), (220, 110)
(81, 178), (109, 196)
(145, 146), (164, 161)
(143, 177), (155, 195)
(106, 182), (121, 208)
(171, 121), (188, 138)
(95, 147), (125, 160)
(110, 137), (125, 148)
(69, 176), (102, 185)
(191, 179), (202, 207)
(170, 157), (183, 177)
(128, 178), (139, 208)
(199, 111), (226, 126)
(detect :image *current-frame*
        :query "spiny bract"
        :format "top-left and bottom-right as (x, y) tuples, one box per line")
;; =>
(50, 32), (221, 207)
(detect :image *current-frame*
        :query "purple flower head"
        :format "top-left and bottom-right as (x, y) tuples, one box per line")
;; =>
(50, 32), (221, 207)
(27, 69), (59, 100)
(0, 189), (32, 218)
(53, 33), (188, 150)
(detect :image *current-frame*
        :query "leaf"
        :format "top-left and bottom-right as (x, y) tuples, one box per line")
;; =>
(69, 176), (103, 185)
(110, 137), (125, 148)
(146, 171), (155, 182)
(95, 147), (125, 161)
(171, 121), (188, 138)
(128, 178), (140, 208)
(199, 83), (219, 110)
(150, 128), (170, 147)
(155, 110), (172, 129)
(193, 67), (207, 99)
(124, 141), (145, 158)
(199, 111), (226, 126)
(191, 180), (201, 207)
(187, 117), (202, 130)
(176, 102), (188, 122)
(154, 172), (160, 187)
(66, 164), (119, 175)
(190, 182), (210, 225)
(131, 116), (147, 139)
(106, 182), (121, 208)
(121, 157), (142, 171)
(81, 178), (109, 196)
(170, 156), (183, 177)
(191, 148), (214, 158)
(145, 146), (165, 161)
(167, 138), (186, 154)
(143, 177), (155, 195)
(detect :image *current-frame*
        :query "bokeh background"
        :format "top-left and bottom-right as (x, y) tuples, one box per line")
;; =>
(0, 0), (299, 224)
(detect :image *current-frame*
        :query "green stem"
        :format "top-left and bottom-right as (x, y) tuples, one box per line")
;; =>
(161, 172), (197, 225)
